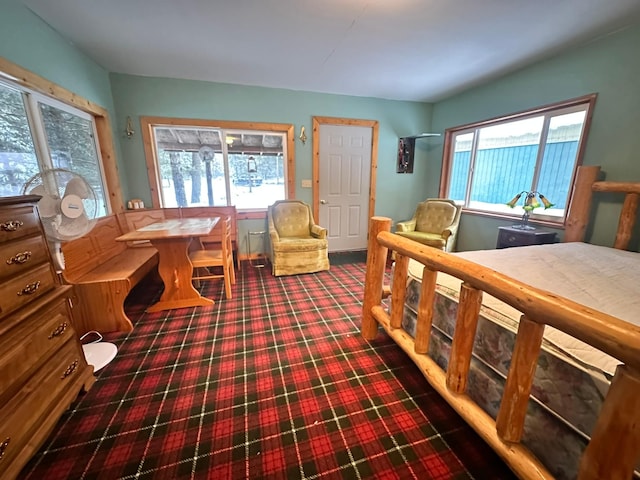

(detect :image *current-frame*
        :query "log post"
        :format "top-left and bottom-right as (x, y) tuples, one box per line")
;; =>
(613, 192), (639, 250)
(578, 365), (640, 480)
(390, 252), (409, 329)
(565, 165), (600, 242)
(415, 267), (437, 354)
(446, 283), (482, 394)
(496, 316), (545, 442)
(361, 216), (392, 340)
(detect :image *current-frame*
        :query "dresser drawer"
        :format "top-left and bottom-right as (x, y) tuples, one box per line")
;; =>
(0, 263), (56, 320)
(0, 339), (88, 478)
(496, 227), (557, 249)
(0, 235), (49, 280)
(499, 229), (534, 247)
(0, 204), (41, 244)
(0, 296), (75, 400)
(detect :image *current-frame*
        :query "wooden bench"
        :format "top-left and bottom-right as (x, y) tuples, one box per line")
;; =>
(61, 214), (159, 335)
(120, 206), (240, 269)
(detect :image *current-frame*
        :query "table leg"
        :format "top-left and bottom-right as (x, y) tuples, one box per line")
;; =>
(147, 238), (214, 312)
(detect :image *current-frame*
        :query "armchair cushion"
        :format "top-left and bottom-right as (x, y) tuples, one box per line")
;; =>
(271, 201), (314, 238)
(415, 201), (457, 233)
(395, 231), (448, 249)
(273, 237), (328, 252)
(268, 200), (330, 276)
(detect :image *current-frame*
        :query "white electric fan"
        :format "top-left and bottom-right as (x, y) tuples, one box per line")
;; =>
(22, 168), (117, 372)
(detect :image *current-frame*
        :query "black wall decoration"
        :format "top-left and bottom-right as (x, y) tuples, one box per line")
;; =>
(396, 133), (440, 174)
(397, 137), (415, 173)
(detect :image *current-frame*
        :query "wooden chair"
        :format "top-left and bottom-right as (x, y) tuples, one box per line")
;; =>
(189, 216), (236, 299)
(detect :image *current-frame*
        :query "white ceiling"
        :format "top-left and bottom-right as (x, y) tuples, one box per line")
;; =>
(23, 0), (640, 102)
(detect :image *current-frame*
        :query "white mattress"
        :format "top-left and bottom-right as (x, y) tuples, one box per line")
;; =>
(407, 242), (640, 376)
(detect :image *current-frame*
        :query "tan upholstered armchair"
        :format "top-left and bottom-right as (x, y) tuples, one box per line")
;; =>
(395, 198), (462, 252)
(267, 200), (330, 276)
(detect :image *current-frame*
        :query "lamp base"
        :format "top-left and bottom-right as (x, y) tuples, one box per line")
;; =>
(511, 224), (536, 231)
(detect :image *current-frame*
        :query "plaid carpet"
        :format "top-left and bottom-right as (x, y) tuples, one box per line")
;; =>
(19, 260), (516, 480)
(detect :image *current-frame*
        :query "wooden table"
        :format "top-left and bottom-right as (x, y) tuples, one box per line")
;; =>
(116, 217), (219, 312)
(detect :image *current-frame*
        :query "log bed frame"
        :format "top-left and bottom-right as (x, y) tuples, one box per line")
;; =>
(361, 165), (640, 480)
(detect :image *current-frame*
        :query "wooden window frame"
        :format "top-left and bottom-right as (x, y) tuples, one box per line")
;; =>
(0, 57), (123, 213)
(439, 94), (597, 226)
(140, 116), (295, 213)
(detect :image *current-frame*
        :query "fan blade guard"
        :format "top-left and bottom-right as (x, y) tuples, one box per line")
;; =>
(29, 185), (60, 218)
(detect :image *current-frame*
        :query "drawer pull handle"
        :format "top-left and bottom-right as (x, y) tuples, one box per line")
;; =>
(17, 281), (41, 296)
(0, 220), (23, 232)
(7, 250), (32, 265)
(0, 437), (9, 460)
(61, 359), (79, 379)
(49, 322), (68, 339)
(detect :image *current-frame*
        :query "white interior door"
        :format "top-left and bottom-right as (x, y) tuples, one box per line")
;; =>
(318, 124), (372, 252)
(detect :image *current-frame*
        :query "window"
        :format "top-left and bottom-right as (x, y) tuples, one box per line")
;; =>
(141, 117), (295, 210)
(442, 94), (596, 225)
(0, 80), (109, 216)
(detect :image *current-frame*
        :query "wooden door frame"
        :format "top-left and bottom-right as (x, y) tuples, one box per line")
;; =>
(311, 116), (379, 223)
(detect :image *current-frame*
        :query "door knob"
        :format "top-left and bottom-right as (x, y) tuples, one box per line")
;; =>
(320, 199), (327, 204)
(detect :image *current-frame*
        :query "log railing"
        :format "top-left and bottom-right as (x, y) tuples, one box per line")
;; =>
(361, 216), (640, 479)
(565, 165), (640, 249)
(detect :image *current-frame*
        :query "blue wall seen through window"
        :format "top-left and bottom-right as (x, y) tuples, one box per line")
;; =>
(449, 141), (577, 209)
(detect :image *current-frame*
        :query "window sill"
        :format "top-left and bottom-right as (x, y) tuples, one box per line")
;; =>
(237, 209), (267, 220)
(461, 208), (565, 230)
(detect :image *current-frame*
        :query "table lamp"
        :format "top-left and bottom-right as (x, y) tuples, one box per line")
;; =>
(506, 191), (554, 230)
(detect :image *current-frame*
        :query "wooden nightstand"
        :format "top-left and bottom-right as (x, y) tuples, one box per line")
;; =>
(496, 226), (558, 249)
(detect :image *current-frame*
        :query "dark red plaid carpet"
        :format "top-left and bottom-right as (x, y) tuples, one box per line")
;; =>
(19, 258), (516, 479)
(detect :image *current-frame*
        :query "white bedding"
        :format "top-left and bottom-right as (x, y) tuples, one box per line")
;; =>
(407, 242), (640, 377)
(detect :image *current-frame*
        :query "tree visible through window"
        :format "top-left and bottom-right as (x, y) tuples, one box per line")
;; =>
(0, 80), (109, 216)
(142, 118), (294, 210)
(442, 94), (596, 225)
(0, 83), (39, 195)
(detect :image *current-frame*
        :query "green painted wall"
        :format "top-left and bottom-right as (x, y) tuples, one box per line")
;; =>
(430, 23), (640, 251)
(0, 0), (435, 252)
(109, 74), (433, 226)
(0, 0), (113, 108)
(3, 0), (638, 253)
(0, 0), (124, 193)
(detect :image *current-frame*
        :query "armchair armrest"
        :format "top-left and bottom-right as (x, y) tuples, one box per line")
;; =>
(395, 219), (416, 233)
(443, 220), (460, 239)
(310, 224), (327, 239)
(269, 224), (280, 243)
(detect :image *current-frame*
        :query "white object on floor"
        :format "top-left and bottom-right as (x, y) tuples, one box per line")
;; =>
(80, 331), (118, 372)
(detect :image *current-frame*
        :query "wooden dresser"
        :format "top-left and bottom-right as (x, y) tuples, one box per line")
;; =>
(0, 195), (94, 479)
